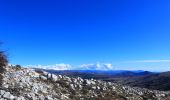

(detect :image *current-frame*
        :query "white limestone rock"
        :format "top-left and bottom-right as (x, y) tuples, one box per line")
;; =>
(42, 71), (48, 76)
(51, 74), (58, 82)
(16, 96), (25, 100)
(70, 84), (75, 90)
(45, 96), (53, 100)
(0, 90), (5, 96)
(40, 75), (47, 80)
(3, 92), (15, 100)
(85, 79), (92, 85)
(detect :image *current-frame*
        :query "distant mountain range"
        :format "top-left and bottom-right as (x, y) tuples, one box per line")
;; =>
(42, 69), (153, 78)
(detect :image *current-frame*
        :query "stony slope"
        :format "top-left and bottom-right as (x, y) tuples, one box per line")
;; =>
(0, 66), (170, 100)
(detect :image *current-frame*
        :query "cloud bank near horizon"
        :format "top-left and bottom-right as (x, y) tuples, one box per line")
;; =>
(25, 63), (114, 71)
(23, 60), (170, 71)
(26, 64), (71, 70)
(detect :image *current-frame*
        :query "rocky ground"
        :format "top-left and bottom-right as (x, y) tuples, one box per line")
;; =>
(0, 66), (170, 100)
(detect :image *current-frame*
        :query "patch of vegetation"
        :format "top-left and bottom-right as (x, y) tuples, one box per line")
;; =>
(35, 69), (44, 75)
(15, 64), (22, 70)
(0, 51), (8, 73)
(0, 43), (8, 86)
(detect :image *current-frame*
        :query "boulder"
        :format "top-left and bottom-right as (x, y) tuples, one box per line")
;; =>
(40, 75), (47, 80)
(0, 90), (5, 96)
(42, 71), (48, 76)
(51, 74), (58, 82)
(3, 92), (15, 100)
(47, 73), (52, 79)
(17, 96), (25, 100)
(45, 96), (53, 100)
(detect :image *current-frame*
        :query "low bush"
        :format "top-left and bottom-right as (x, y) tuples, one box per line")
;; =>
(0, 43), (8, 86)
(0, 51), (8, 73)
(15, 65), (22, 70)
(35, 69), (44, 74)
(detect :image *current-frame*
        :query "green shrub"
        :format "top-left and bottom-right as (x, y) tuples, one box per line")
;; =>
(0, 42), (8, 68)
(0, 51), (7, 73)
(0, 51), (8, 66)
(15, 64), (22, 70)
(35, 69), (44, 74)
(0, 43), (8, 86)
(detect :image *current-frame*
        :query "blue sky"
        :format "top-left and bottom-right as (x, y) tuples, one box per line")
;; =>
(0, 0), (170, 71)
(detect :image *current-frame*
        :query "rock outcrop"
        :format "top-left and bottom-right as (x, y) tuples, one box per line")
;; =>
(0, 65), (170, 100)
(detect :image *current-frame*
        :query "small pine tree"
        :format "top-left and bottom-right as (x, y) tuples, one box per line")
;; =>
(0, 51), (8, 67)
(0, 43), (8, 73)
(0, 42), (8, 86)
(15, 64), (21, 69)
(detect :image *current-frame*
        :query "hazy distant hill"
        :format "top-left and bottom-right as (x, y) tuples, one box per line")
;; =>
(118, 71), (170, 91)
(42, 69), (153, 79)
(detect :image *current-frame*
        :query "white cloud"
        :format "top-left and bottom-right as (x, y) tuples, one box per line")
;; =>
(125, 60), (170, 63)
(26, 63), (114, 70)
(49, 64), (72, 70)
(78, 63), (114, 70)
(23, 62), (170, 71)
(26, 63), (71, 70)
